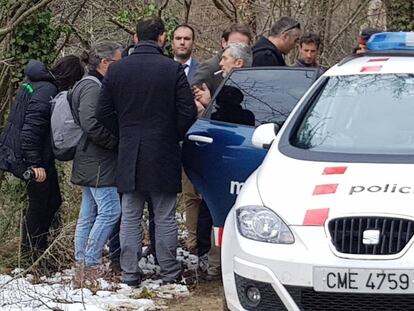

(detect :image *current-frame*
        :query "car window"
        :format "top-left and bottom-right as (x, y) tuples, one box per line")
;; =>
(206, 69), (316, 127)
(293, 74), (414, 155)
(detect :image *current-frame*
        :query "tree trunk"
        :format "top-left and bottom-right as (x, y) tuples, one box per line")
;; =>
(384, 0), (414, 31)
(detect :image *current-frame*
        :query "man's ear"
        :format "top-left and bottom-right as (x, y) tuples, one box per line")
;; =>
(221, 38), (228, 49)
(133, 34), (139, 44)
(281, 32), (289, 42)
(157, 32), (167, 48)
(235, 58), (244, 68)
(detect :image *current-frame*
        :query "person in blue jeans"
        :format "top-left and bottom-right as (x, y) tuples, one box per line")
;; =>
(70, 41), (123, 279)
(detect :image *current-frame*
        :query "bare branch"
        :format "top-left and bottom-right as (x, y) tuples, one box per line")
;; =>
(212, 0), (236, 21)
(0, 0), (55, 38)
(109, 17), (134, 35)
(54, 0), (89, 60)
(158, 0), (170, 16)
(184, 0), (192, 23)
(9, 0), (32, 24)
(329, 0), (371, 46)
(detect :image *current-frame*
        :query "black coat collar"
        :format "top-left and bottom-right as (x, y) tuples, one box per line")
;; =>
(131, 41), (164, 55)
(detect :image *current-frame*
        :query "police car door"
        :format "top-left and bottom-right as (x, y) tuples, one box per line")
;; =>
(182, 67), (317, 227)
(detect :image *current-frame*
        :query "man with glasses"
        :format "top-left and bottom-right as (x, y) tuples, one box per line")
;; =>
(252, 16), (301, 67)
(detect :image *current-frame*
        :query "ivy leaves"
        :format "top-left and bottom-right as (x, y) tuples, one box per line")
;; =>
(11, 9), (60, 81)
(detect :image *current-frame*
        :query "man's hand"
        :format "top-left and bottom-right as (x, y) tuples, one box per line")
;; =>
(192, 83), (211, 108)
(195, 99), (206, 116)
(32, 167), (46, 183)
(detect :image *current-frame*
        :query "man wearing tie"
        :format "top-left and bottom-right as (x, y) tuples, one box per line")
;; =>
(172, 24), (199, 83)
(172, 24), (201, 255)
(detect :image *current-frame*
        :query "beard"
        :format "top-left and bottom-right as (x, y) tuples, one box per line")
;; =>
(175, 48), (193, 61)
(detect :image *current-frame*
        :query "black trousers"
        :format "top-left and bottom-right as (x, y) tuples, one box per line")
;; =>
(197, 200), (213, 257)
(22, 165), (62, 256)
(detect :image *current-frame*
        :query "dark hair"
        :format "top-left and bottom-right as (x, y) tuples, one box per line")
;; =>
(136, 16), (165, 42)
(269, 16), (301, 37)
(221, 23), (252, 44)
(80, 41), (122, 71)
(50, 55), (84, 91)
(217, 85), (244, 106)
(360, 27), (382, 43)
(174, 24), (195, 41)
(299, 33), (321, 48)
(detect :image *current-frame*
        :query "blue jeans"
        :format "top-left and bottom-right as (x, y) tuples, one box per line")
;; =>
(75, 187), (121, 266)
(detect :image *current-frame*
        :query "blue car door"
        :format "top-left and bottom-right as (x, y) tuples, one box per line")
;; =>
(183, 67), (317, 227)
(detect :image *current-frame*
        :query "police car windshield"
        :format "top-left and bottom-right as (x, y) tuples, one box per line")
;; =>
(294, 74), (414, 154)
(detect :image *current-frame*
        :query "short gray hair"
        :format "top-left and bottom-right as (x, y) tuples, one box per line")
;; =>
(269, 16), (300, 37)
(224, 43), (253, 68)
(81, 41), (122, 71)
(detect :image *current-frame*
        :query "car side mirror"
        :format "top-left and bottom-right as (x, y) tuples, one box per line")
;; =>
(252, 123), (280, 149)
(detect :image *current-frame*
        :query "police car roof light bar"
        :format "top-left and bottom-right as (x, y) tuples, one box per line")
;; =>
(367, 32), (414, 51)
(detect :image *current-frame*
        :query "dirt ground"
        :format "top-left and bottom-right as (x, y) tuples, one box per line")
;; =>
(166, 279), (225, 311)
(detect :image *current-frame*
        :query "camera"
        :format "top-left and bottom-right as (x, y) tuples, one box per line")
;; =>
(23, 168), (35, 181)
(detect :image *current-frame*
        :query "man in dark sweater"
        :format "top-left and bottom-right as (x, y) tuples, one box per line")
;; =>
(295, 33), (327, 74)
(252, 16), (301, 67)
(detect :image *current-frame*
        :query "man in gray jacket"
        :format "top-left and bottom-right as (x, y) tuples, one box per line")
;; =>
(191, 23), (252, 96)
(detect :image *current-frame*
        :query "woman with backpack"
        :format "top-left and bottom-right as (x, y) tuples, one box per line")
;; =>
(70, 42), (122, 280)
(0, 55), (84, 264)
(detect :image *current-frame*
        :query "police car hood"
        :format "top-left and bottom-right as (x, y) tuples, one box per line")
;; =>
(256, 154), (414, 226)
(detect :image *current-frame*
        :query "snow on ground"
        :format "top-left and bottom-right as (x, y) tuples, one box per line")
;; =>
(0, 248), (199, 311)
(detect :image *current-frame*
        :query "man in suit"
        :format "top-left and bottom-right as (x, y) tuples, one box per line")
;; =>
(191, 23), (252, 96)
(171, 23), (201, 254)
(96, 16), (197, 286)
(172, 24), (199, 83)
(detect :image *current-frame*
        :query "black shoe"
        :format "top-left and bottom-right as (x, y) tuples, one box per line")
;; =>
(162, 269), (197, 286)
(121, 276), (141, 287)
(203, 272), (222, 282)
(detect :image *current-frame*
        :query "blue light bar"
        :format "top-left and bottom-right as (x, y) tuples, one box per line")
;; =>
(367, 32), (414, 51)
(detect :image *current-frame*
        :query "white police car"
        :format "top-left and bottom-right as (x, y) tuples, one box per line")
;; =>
(222, 32), (414, 311)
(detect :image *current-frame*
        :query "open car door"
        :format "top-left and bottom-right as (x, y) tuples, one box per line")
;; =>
(182, 67), (318, 229)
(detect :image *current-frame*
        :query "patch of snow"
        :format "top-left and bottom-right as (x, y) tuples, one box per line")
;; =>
(0, 246), (202, 310)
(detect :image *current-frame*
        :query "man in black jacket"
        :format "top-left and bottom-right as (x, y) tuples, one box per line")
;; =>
(252, 16), (301, 67)
(0, 57), (84, 262)
(96, 16), (197, 286)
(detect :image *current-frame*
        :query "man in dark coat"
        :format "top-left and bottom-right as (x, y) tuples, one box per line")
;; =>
(96, 16), (197, 286)
(252, 16), (301, 67)
(0, 57), (84, 262)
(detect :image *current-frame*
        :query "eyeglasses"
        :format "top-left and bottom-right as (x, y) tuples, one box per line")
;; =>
(281, 22), (301, 34)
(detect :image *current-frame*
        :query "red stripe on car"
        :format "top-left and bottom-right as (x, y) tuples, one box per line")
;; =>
(303, 208), (330, 226)
(368, 58), (389, 62)
(218, 227), (224, 247)
(323, 167), (347, 175)
(313, 184), (338, 195)
(360, 65), (382, 72)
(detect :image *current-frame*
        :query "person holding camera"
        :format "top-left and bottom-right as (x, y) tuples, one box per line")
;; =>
(0, 56), (84, 264)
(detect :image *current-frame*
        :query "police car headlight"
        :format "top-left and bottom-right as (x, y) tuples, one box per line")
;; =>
(236, 206), (294, 244)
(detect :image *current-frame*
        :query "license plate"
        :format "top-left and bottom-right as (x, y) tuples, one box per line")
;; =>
(313, 267), (414, 293)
